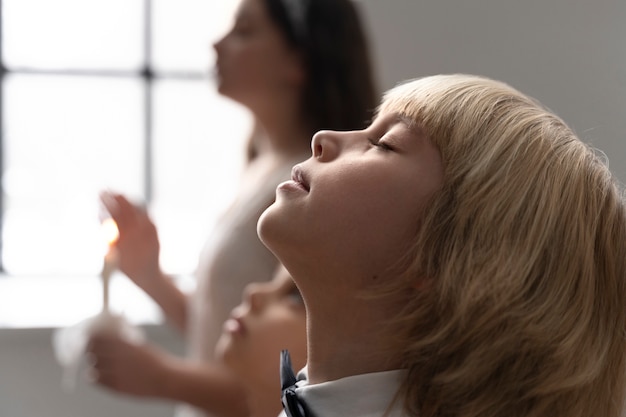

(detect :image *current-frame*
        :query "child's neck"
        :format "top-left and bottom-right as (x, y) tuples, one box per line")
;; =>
(304, 296), (405, 384)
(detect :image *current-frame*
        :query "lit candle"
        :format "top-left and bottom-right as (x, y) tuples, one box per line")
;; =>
(100, 218), (119, 312)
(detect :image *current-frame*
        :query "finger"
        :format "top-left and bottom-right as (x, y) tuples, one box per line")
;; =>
(89, 367), (116, 389)
(86, 335), (125, 362)
(87, 351), (109, 370)
(85, 351), (98, 367)
(99, 191), (120, 216)
(100, 191), (137, 226)
(113, 194), (144, 230)
(87, 332), (116, 349)
(86, 367), (100, 384)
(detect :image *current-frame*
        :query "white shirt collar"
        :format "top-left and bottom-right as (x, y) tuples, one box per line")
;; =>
(279, 369), (408, 417)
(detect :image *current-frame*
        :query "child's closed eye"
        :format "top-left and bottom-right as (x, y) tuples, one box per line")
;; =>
(368, 137), (394, 151)
(285, 287), (305, 307)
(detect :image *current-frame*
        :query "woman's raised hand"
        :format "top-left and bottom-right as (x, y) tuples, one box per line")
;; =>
(100, 192), (162, 292)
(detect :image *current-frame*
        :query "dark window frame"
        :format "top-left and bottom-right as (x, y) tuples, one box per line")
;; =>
(0, 0), (207, 274)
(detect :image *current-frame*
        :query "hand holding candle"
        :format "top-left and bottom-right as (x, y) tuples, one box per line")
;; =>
(52, 212), (148, 392)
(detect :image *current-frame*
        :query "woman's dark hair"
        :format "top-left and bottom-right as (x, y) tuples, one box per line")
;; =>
(265, 0), (378, 135)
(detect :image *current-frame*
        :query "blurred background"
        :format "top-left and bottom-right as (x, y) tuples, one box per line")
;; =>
(0, 0), (624, 416)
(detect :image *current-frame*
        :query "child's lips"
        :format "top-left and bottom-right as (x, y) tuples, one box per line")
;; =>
(291, 165), (310, 192)
(223, 315), (246, 335)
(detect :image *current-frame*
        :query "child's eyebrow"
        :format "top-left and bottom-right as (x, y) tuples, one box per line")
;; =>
(371, 112), (419, 133)
(396, 113), (415, 127)
(390, 113), (419, 133)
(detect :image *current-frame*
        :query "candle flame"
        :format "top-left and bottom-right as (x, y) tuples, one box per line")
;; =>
(101, 218), (119, 247)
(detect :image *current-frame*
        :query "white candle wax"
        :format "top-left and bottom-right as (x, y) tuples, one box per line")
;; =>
(100, 246), (118, 312)
(99, 217), (119, 312)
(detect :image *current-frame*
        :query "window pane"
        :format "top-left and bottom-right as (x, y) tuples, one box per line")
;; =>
(2, 74), (145, 275)
(152, 0), (239, 73)
(152, 78), (253, 274)
(2, 0), (144, 70)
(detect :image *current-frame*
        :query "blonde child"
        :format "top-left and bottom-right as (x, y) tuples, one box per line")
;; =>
(257, 74), (626, 417)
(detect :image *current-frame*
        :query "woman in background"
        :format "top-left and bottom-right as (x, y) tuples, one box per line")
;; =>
(88, 0), (377, 416)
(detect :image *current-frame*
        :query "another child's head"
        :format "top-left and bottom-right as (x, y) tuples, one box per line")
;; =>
(215, 264), (306, 401)
(259, 74), (626, 417)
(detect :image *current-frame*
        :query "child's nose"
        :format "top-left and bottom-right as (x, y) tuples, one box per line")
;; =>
(311, 130), (341, 161)
(242, 282), (268, 312)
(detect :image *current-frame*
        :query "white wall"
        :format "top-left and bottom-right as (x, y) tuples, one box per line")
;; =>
(1, 1), (625, 417)
(358, 0), (626, 183)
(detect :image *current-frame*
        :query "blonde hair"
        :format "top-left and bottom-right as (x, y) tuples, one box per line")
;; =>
(379, 74), (626, 417)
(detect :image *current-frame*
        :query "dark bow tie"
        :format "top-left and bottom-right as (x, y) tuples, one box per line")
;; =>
(280, 350), (310, 417)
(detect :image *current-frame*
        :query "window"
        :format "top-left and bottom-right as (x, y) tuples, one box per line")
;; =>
(1, 0), (254, 277)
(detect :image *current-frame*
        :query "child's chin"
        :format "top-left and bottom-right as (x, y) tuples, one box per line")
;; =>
(256, 206), (281, 249)
(214, 334), (233, 363)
